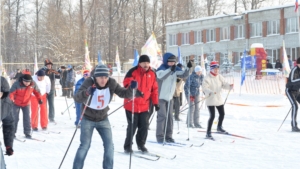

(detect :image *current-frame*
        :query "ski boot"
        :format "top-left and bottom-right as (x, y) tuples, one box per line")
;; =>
(217, 126), (228, 134)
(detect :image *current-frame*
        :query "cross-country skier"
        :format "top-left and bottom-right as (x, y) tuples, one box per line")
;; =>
(66, 65), (75, 98)
(202, 61), (233, 139)
(31, 70), (51, 131)
(156, 52), (191, 143)
(286, 57), (300, 132)
(74, 69), (90, 127)
(184, 65), (204, 128)
(123, 55), (159, 153)
(1, 76), (15, 168)
(9, 74), (42, 139)
(43, 59), (60, 123)
(72, 64), (143, 169)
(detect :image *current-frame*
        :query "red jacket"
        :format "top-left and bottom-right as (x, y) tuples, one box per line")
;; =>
(123, 66), (158, 113)
(9, 78), (42, 107)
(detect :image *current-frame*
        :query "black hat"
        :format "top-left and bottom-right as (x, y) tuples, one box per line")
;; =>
(44, 59), (53, 66)
(61, 66), (66, 69)
(297, 57), (300, 64)
(138, 55), (150, 63)
(22, 74), (32, 82)
(94, 65), (109, 77)
(37, 70), (45, 76)
(168, 55), (176, 62)
(177, 63), (183, 68)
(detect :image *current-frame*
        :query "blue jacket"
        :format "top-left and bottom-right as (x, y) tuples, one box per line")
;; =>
(74, 77), (85, 95)
(66, 69), (75, 83)
(184, 72), (204, 97)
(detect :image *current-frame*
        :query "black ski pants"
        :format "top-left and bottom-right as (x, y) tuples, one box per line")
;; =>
(207, 105), (225, 133)
(124, 110), (149, 150)
(285, 88), (300, 127)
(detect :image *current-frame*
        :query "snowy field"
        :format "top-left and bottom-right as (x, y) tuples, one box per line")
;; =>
(3, 90), (300, 169)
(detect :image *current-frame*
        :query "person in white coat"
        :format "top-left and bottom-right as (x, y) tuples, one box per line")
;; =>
(31, 70), (51, 131)
(202, 61), (233, 139)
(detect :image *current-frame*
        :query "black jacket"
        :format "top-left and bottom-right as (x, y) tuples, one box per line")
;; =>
(286, 66), (300, 91)
(44, 69), (60, 90)
(74, 77), (133, 122)
(275, 62), (282, 69)
(1, 76), (15, 148)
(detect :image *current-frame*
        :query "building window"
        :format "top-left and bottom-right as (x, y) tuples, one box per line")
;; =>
(194, 30), (202, 43)
(250, 22), (262, 37)
(220, 27), (230, 40)
(286, 18), (298, 33)
(168, 34), (177, 46)
(181, 32), (189, 45)
(267, 20), (279, 35)
(286, 47), (300, 62)
(266, 49), (280, 64)
(206, 29), (216, 42)
(234, 25), (244, 39)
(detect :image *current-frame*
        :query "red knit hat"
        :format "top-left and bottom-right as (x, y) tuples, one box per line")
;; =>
(210, 61), (219, 70)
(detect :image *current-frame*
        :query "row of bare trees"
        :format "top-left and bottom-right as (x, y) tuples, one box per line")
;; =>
(0, 0), (278, 72)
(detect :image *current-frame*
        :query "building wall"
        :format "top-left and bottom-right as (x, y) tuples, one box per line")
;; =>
(166, 5), (299, 66)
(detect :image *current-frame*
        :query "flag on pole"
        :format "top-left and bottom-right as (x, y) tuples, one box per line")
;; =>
(84, 40), (92, 71)
(34, 54), (39, 74)
(133, 49), (139, 66)
(115, 46), (121, 74)
(0, 55), (3, 76)
(200, 46), (206, 76)
(141, 32), (162, 69)
(295, 0), (299, 12)
(282, 40), (291, 77)
(97, 50), (103, 65)
(241, 50), (247, 86)
(178, 46), (183, 64)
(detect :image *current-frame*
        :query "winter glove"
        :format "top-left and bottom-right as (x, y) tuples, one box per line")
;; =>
(130, 80), (138, 89)
(38, 100), (43, 104)
(187, 61), (193, 68)
(190, 96), (195, 102)
(135, 89), (144, 98)
(86, 86), (96, 96)
(6, 146), (13, 156)
(171, 65), (176, 72)
(154, 104), (160, 111)
(176, 78), (181, 83)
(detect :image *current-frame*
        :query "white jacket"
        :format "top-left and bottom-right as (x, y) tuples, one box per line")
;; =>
(32, 75), (51, 95)
(202, 73), (231, 106)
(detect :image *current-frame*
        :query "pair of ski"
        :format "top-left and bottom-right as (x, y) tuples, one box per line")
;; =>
(14, 136), (45, 142)
(198, 130), (253, 141)
(147, 140), (204, 148)
(118, 150), (176, 161)
(40, 130), (61, 134)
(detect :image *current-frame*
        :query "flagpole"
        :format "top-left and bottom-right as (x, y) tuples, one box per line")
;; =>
(298, 7), (300, 48)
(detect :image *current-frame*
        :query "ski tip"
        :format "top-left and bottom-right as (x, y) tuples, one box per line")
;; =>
(172, 155), (177, 160)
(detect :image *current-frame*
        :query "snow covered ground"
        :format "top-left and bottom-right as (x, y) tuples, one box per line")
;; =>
(2, 90), (300, 169)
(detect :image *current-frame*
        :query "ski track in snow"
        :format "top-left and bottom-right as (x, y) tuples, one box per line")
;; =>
(2, 92), (300, 169)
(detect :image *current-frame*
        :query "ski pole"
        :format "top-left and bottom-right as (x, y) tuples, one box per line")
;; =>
(129, 89), (136, 169)
(58, 94), (92, 169)
(277, 107), (292, 132)
(107, 99), (132, 116)
(64, 96), (71, 120)
(148, 110), (156, 128)
(61, 102), (74, 115)
(180, 96), (208, 113)
(187, 74), (191, 141)
(224, 87), (232, 105)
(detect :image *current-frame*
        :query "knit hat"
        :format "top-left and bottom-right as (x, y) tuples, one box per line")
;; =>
(297, 57), (300, 64)
(83, 70), (90, 77)
(22, 74), (32, 82)
(167, 55), (176, 62)
(210, 61), (219, 70)
(138, 55), (150, 63)
(22, 69), (31, 75)
(37, 70), (45, 76)
(94, 65), (109, 77)
(194, 65), (202, 72)
(61, 66), (66, 69)
(67, 64), (72, 69)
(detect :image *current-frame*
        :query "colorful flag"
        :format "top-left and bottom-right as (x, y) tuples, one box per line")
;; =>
(178, 46), (183, 64)
(282, 40), (291, 77)
(34, 53), (39, 74)
(84, 40), (92, 71)
(141, 32), (162, 69)
(133, 49), (139, 66)
(200, 46), (206, 76)
(115, 46), (121, 74)
(295, 0), (299, 12)
(241, 50), (246, 86)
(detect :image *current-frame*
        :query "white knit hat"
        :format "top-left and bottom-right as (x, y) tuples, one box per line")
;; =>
(194, 65), (202, 72)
